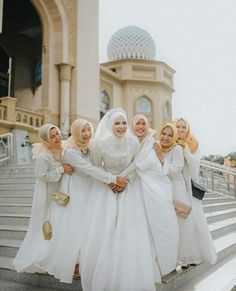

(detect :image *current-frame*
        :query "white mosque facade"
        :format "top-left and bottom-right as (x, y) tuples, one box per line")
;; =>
(0, 0), (175, 164)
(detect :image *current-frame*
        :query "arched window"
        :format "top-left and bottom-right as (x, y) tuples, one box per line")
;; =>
(100, 90), (110, 119)
(135, 96), (153, 126)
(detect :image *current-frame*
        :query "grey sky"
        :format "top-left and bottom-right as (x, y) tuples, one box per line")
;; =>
(99, 0), (236, 155)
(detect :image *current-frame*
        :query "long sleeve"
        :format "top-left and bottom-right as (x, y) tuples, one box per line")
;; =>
(184, 145), (201, 180)
(35, 154), (64, 182)
(163, 145), (184, 178)
(65, 149), (116, 184)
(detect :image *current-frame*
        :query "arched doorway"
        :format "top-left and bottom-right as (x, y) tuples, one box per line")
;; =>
(0, 46), (9, 97)
(0, 0), (42, 103)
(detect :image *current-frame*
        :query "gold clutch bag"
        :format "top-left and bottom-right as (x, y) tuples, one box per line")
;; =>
(51, 189), (70, 207)
(173, 200), (192, 219)
(42, 220), (52, 240)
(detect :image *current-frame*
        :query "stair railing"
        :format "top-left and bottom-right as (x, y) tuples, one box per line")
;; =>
(0, 132), (13, 165)
(200, 160), (236, 198)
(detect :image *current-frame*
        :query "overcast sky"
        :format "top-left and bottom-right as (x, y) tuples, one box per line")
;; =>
(99, 0), (236, 156)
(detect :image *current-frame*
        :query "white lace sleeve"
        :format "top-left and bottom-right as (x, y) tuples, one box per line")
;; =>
(163, 145), (184, 178)
(65, 148), (116, 184)
(35, 153), (64, 182)
(90, 140), (103, 167)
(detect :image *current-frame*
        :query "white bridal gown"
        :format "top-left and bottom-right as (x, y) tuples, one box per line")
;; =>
(163, 144), (202, 266)
(13, 149), (64, 273)
(120, 135), (179, 276)
(80, 135), (160, 291)
(38, 146), (117, 283)
(182, 145), (217, 264)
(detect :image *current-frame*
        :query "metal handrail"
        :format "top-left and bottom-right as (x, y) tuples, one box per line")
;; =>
(0, 133), (13, 165)
(200, 159), (236, 198)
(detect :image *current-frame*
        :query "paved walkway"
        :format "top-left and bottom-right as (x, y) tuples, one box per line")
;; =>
(0, 280), (56, 291)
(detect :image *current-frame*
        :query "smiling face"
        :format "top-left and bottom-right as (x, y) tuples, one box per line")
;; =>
(160, 126), (174, 148)
(176, 119), (188, 140)
(134, 118), (147, 140)
(49, 127), (62, 147)
(112, 116), (127, 138)
(81, 123), (92, 143)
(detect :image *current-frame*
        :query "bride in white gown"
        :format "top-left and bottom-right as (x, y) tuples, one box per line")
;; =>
(80, 108), (160, 291)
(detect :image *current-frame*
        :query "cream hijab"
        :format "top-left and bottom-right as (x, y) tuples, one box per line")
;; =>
(130, 114), (156, 141)
(66, 118), (93, 150)
(158, 122), (179, 153)
(173, 117), (199, 154)
(32, 123), (63, 161)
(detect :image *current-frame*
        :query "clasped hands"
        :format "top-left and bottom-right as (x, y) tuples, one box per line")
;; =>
(108, 176), (128, 194)
(63, 163), (74, 175)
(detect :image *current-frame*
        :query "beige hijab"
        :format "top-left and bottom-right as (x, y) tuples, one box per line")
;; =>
(32, 123), (63, 161)
(173, 117), (199, 154)
(158, 122), (179, 153)
(66, 118), (93, 150)
(130, 114), (156, 141)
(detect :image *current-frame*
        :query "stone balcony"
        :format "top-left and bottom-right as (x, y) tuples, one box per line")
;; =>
(0, 97), (45, 132)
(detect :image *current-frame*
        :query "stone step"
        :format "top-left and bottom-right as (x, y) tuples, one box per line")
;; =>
(202, 196), (235, 205)
(204, 193), (225, 198)
(0, 190), (33, 195)
(0, 204), (32, 214)
(0, 257), (82, 291)
(0, 173), (36, 179)
(0, 184), (34, 191)
(0, 279), (57, 291)
(0, 239), (21, 257)
(0, 177), (35, 184)
(0, 167), (35, 174)
(203, 201), (236, 213)
(209, 217), (236, 239)
(206, 208), (236, 223)
(178, 253), (236, 291)
(0, 195), (33, 204)
(0, 213), (30, 226)
(0, 225), (27, 240)
(160, 231), (236, 291)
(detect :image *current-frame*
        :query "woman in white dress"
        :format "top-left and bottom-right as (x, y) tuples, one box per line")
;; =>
(80, 108), (160, 291)
(13, 124), (74, 273)
(118, 114), (179, 276)
(38, 118), (128, 283)
(173, 117), (217, 265)
(156, 122), (202, 268)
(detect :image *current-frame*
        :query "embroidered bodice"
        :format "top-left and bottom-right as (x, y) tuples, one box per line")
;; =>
(91, 136), (140, 175)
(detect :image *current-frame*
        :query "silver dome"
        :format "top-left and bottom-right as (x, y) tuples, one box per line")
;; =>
(107, 26), (156, 61)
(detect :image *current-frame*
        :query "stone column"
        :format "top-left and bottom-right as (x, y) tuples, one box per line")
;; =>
(58, 64), (72, 138)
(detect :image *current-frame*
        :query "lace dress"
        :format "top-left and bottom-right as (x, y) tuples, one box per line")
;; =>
(80, 136), (159, 291)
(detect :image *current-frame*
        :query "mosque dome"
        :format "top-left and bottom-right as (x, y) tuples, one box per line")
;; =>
(107, 26), (156, 61)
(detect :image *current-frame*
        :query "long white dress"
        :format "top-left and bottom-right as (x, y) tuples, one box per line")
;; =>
(163, 144), (202, 266)
(80, 135), (160, 291)
(13, 149), (64, 273)
(37, 147), (117, 283)
(182, 145), (217, 264)
(119, 135), (179, 276)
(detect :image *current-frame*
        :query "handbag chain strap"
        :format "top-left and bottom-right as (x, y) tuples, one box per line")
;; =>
(59, 149), (71, 196)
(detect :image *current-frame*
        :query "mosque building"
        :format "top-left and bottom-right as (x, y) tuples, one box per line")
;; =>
(0, 0), (175, 164)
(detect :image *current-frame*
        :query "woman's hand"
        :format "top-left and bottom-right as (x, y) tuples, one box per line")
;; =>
(63, 163), (74, 175)
(116, 176), (128, 188)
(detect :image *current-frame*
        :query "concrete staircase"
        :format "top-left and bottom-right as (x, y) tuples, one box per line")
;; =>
(0, 164), (236, 290)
